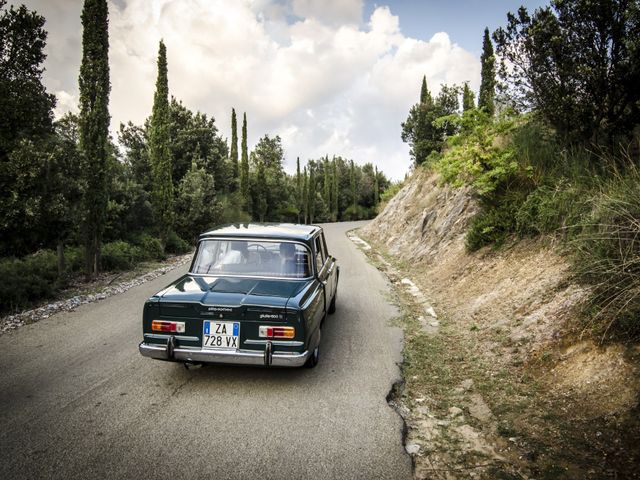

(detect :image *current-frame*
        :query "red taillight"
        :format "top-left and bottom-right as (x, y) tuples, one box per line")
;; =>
(259, 326), (295, 339)
(151, 320), (185, 333)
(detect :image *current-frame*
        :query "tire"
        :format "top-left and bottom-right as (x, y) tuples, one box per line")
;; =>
(328, 290), (337, 314)
(305, 345), (319, 368)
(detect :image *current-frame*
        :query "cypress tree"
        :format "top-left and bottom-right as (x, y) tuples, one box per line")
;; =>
(307, 163), (315, 224)
(462, 82), (475, 111)
(78, 0), (110, 277)
(373, 166), (379, 209)
(331, 159), (338, 221)
(350, 160), (356, 210)
(148, 40), (173, 248)
(296, 157), (302, 222)
(419, 75), (432, 105)
(240, 112), (250, 208)
(302, 166), (308, 224)
(323, 156), (331, 213)
(229, 108), (238, 190)
(478, 27), (495, 116)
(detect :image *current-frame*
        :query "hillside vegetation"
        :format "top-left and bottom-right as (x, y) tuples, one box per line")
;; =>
(360, 0), (640, 477)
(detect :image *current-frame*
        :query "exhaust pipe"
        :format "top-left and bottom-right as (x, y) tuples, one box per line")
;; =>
(264, 341), (273, 366)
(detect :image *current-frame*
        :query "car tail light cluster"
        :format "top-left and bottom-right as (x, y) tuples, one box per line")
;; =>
(259, 326), (295, 339)
(151, 320), (185, 333)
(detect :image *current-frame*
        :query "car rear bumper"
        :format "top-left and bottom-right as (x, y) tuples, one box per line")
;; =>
(139, 341), (310, 367)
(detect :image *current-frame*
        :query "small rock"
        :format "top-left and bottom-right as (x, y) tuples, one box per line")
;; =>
(405, 443), (421, 455)
(448, 406), (463, 417)
(509, 437), (517, 443)
(425, 306), (437, 318)
(460, 379), (474, 391)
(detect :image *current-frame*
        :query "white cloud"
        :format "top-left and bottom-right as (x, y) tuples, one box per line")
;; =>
(31, 0), (480, 180)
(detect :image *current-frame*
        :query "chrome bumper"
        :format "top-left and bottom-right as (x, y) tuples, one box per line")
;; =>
(139, 342), (310, 367)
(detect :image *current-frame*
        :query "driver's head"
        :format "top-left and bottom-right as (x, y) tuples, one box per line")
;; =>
(230, 241), (248, 253)
(279, 242), (296, 260)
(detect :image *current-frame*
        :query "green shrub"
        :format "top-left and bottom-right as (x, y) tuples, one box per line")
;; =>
(101, 241), (143, 271)
(133, 234), (165, 261)
(572, 166), (640, 339)
(64, 246), (85, 273)
(515, 180), (586, 237)
(466, 200), (520, 251)
(165, 230), (191, 254)
(0, 250), (59, 312)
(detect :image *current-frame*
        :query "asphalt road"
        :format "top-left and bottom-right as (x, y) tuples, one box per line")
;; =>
(0, 221), (411, 480)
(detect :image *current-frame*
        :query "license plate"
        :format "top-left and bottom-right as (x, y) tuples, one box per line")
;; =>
(203, 321), (240, 350)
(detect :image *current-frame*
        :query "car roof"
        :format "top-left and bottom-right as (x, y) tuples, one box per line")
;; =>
(198, 223), (322, 242)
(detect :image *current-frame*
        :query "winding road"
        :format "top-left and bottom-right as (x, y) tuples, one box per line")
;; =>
(0, 221), (411, 480)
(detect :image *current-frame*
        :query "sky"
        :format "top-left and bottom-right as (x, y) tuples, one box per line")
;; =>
(23, 0), (549, 180)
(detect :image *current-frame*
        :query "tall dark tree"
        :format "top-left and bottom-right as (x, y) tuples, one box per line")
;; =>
(478, 27), (495, 115)
(350, 160), (356, 210)
(302, 166), (309, 223)
(462, 82), (475, 111)
(296, 157), (302, 222)
(229, 107), (238, 190)
(307, 163), (315, 223)
(148, 40), (173, 248)
(420, 75), (432, 105)
(78, 0), (110, 276)
(323, 156), (331, 211)
(373, 166), (379, 210)
(240, 112), (250, 208)
(0, 1), (55, 159)
(331, 159), (338, 221)
(494, 0), (640, 146)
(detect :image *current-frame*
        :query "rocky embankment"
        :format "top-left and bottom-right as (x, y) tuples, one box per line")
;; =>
(358, 167), (640, 479)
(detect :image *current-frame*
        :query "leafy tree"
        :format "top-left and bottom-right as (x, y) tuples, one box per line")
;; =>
(0, 1), (55, 159)
(350, 160), (356, 210)
(229, 107), (238, 190)
(462, 82), (475, 112)
(118, 121), (150, 190)
(307, 162), (316, 223)
(175, 153), (218, 241)
(374, 166), (380, 210)
(252, 154), (268, 221)
(323, 157), (331, 213)
(493, 0), (640, 146)
(240, 112), (250, 208)
(478, 27), (495, 115)
(168, 98), (227, 190)
(148, 40), (173, 248)
(78, 0), (110, 276)
(402, 77), (460, 165)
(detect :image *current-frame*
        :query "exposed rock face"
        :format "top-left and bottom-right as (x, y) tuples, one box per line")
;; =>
(362, 169), (477, 264)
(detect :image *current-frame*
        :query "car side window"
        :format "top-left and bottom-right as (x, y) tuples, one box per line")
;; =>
(314, 236), (325, 273)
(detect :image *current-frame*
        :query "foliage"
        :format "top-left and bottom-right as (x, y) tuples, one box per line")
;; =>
(401, 78), (460, 165)
(239, 112), (250, 208)
(78, 0), (111, 276)
(493, 0), (640, 146)
(571, 164), (640, 339)
(229, 108), (238, 190)
(462, 82), (475, 112)
(148, 40), (173, 247)
(101, 240), (143, 271)
(478, 27), (495, 115)
(164, 230), (191, 254)
(436, 109), (525, 195)
(174, 156), (218, 241)
(0, 250), (58, 312)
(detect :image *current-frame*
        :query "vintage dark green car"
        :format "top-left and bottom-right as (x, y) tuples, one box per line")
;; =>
(138, 223), (339, 368)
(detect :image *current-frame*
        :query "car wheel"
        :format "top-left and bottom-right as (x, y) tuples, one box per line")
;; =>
(328, 290), (337, 314)
(305, 345), (319, 368)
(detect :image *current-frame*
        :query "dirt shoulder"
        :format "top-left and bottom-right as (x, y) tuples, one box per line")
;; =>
(350, 167), (639, 479)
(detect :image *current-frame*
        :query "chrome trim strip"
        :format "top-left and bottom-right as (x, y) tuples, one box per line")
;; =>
(244, 339), (304, 347)
(139, 342), (309, 367)
(143, 334), (199, 342)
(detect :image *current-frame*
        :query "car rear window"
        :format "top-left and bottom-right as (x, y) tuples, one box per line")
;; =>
(191, 239), (312, 278)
